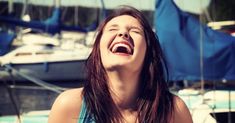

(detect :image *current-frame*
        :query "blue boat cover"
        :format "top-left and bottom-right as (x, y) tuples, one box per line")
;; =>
(0, 8), (98, 34)
(0, 8), (61, 35)
(0, 32), (16, 56)
(155, 0), (235, 81)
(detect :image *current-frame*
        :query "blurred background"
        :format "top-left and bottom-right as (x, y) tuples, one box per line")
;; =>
(0, 0), (235, 123)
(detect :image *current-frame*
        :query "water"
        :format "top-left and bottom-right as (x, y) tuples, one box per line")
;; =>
(0, 81), (83, 116)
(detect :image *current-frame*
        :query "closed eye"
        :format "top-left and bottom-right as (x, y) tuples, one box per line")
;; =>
(130, 29), (143, 35)
(131, 30), (141, 33)
(108, 28), (118, 31)
(129, 26), (143, 34)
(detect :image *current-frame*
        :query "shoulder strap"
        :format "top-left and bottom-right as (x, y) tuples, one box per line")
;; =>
(78, 99), (87, 123)
(78, 99), (95, 123)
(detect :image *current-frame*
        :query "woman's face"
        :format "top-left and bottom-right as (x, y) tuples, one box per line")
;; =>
(99, 15), (147, 72)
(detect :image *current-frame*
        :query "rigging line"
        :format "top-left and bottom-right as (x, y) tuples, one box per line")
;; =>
(2, 76), (21, 123)
(73, 0), (80, 26)
(21, 0), (28, 18)
(211, 1), (217, 121)
(19, 0), (29, 39)
(210, 0), (216, 90)
(198, 5), (218, 121)
(74, 0), (79, 27)
(100, 0), (106, 19)
(228, 90), (232, 123)
(4, 64), (67, 93)
(75, 6), (79, 27)
(9, 71), (22, 123)
(8, 0), (13, 14)
(209, 1), (219, 122)
(55, 0), (60, 8)
(204, 9), (212, 22)
(198, 6), (216, 122)
(61, 7), (67, 22)
(199, 0), (204, 95)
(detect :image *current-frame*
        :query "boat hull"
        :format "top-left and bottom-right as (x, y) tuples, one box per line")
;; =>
(0, 60), (87, 82)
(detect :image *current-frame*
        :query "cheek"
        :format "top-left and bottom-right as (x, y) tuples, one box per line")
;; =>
(99, 36), (110, 63)
(135, 38), (146, 52)
(99, 33), (115, 49)
(135, 39), (147, 60)
(99, 37), (109, 56)
(99, 36), (106, 49)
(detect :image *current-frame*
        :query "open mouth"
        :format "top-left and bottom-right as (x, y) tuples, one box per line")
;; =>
(110, 42), (133, 55)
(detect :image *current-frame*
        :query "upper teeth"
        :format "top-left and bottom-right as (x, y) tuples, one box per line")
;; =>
(111, 43), (132, 54)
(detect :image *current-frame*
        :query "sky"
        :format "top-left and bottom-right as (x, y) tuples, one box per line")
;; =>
(3, 0), (211, 13)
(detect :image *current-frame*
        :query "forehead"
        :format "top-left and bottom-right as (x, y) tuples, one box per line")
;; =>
(105, 15), (143, 28)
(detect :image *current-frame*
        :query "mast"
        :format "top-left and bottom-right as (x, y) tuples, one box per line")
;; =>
(199, 0), (205, 94)
(55, 0), (60, 8)
(8, 0), (13, 14)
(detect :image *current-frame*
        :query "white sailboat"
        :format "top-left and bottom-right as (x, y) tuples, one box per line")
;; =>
(0, 0), (99, 84)
(178, 89), (235, 123)
(0, 31), (94, 83)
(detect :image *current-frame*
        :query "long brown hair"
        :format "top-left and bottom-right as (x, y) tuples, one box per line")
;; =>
(83, 6), (174, 123)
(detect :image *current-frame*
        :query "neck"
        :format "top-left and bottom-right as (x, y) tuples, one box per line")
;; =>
(106, 68), (141, 110)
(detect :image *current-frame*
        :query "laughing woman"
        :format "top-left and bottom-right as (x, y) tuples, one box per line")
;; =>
(48, 6), (193, 123)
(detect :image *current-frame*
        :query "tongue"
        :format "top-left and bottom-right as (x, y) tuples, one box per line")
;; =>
(111, 42), (133, 54)
(116, 46), (129, 53)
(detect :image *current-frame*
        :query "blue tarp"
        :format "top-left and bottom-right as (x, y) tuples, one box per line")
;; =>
(0, 32), (16, 56)
(0, 8), (61, 35)
(0, 8), (97, 34)
(155, 0), (235, 81)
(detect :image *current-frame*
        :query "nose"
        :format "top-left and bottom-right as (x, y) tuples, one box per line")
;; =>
(117, 31), (129, 39)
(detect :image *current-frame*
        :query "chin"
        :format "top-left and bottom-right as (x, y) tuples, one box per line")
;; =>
(105, 62), (136, 71)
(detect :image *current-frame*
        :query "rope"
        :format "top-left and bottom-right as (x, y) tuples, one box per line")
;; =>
(4, 64), (67, 93)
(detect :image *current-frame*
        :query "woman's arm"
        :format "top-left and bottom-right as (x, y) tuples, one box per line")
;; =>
(48, 88), (83, 123)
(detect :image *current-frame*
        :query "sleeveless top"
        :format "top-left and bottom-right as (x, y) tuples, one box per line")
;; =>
(78, 99), (95, 123)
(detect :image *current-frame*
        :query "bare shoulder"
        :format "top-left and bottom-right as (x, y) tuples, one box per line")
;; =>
(48, 88), (83, 123)
(53, 88), (83, 109)
(172, 95), (193, 123)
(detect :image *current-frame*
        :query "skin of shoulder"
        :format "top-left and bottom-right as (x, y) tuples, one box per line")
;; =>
(48, 88), (83, 123)
(171, 96), (193, 123)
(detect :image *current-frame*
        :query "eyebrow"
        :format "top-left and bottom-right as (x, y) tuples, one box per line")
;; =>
(105, 24), (119, 28)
